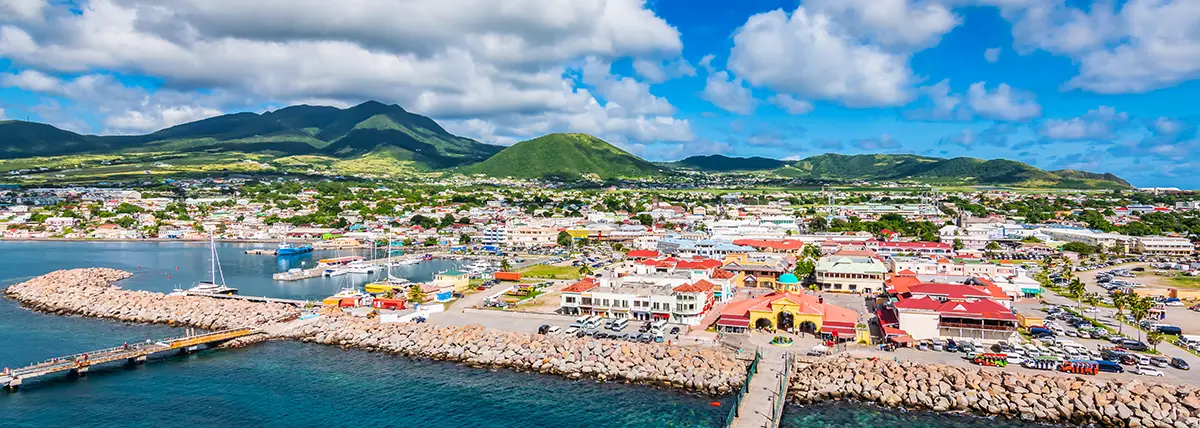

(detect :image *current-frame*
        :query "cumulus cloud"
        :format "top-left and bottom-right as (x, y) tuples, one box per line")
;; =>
(580, 57), (677, 116)
(938, 123), (1017, 148)
(0, 0), (693, 144)
(631, 58), (696, 84)
(0, 0), (46, 22)
(904, 79), (971, 121)
(1001, 0), (1200, 93)
(727, 5), (933, 108)
(0, 106), (6, 120)
(813, 139), (845, 150)
(1038, 106), (1129, 141)
(702, 70), (756, 115)
(984, 47), (1001, 63)
(767, 94), (813, 115)
(966, 82), (1041, 121)
(851, 134), (902, 151)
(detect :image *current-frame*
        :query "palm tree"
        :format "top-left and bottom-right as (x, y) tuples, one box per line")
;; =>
(1067, 278), (1086, 307)
(1111, 292), (1130, 336)
(1129, 297), (1156, 343)
(407, 284), (425, 304)
(1082, 292), (1101, 311)
(499, 259), (512, 272)
(578, 265), (594, 276)
(1147, 330), (1164, 352)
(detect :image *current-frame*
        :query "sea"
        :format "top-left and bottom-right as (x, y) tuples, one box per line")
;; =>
(0, 241), (1053, 427)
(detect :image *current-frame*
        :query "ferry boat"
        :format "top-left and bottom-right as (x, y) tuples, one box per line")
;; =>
(188, 233), (238, 295)
(276, 241), (313, 256)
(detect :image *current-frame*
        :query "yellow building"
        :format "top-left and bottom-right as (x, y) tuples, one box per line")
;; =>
(715, 291), (858, 339)
(433, 270), (470, 292)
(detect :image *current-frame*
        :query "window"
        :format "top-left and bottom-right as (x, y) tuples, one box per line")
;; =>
(565, 297), (576, 304)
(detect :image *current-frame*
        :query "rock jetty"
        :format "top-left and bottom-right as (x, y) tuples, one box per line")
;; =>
(790, 356), (1200, 428)
(279, 313), (744, 394)
(5, 269), (745, 395)
(4, 268), (298, 330)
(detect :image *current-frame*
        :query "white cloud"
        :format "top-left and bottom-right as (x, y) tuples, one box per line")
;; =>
(702, 70), (756, 115)
(0, 0), (46, 22)
(727, 5), (931, 107)
(905, 79), (971, 121)
(1002, 0), (1200, 93)
(852, 134), (901, 151)
(698, 54), (716, 71)
(803, 0), (959, 49)
(966, 81), (1041, 121)
(984, 47), (1001, 63)
(0, 0), (693, 142)
(581, 57), (676, 116)
(767, 94), (813, 115)
(0, 106), (6, 120)
(631, 58), (696, 84)
(1039, 105), (1129, 140)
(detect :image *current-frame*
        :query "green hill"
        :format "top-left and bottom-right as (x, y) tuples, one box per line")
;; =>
(669, 154), (785, 172)
(774, 154), (1129, 188)
(0, 102), (501, 170)
(461, 133), (662, 180)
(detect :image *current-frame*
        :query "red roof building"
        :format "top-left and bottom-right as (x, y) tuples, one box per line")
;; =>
(715, 291), (859, 340)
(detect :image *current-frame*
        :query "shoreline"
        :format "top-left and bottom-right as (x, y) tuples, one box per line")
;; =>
(3, 268), (745, 395)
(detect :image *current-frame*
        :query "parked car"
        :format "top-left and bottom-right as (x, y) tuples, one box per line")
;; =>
(1121, 339), (1150, 352)
(669, 326), (680, 335)
(946, 339), (958, 352)
(1171, 357), (1191, 370)
(537, 324), (551, 334)
(1096, 360), (1125, 373)
(1133, 366), (1165, 377)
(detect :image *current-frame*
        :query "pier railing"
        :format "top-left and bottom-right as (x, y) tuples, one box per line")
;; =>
(770, 352), (795, 426)
(724, 348), (762, 427)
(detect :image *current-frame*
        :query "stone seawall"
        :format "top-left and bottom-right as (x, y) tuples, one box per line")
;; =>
(4, 268), (298, 329)
(789, 356), (1200, 428)
(277, 313), (744, 394)
(4, 269), (744, 395)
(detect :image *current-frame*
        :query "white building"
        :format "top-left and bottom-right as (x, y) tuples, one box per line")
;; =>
(1135, 236), (1195, 256)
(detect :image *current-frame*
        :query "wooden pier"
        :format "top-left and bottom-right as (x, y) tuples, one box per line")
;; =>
(181, 291), (311, 307)
(1, 328), (259, 391)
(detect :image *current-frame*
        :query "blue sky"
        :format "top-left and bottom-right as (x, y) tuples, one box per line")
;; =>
(0, 0), (1198, 187)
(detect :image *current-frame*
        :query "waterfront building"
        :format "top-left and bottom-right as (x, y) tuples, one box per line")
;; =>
(433, 270), (470, 292)
(557, 275), (717, 325)
(714, 291), (858, 339)
(887, 296), (1018, 343)
(814, 250), (887, 294)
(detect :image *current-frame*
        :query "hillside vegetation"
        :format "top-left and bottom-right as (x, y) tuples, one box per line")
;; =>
(669, 155), (786, 172)
(774, 154), (1129, 188)
(461, 133), (662, 180)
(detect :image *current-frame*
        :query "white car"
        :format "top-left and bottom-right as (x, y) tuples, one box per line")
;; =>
(1134, 366), (1164, 377)
(1006, 355), (1026, 365)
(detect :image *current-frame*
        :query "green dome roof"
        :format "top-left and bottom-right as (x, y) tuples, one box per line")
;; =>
(778, 273), (800, 284)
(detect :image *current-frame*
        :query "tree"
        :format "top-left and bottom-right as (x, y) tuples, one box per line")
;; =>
(1111, 292), (1131, 336)
(407, 284), (426, 304)
(458, 233), (471, 245)
(440, 213), (456, 228)
(114, 202), (144, 214)
(578, 265), (594, 276)
(1082, 292), (1101, 311)
(808, 216), (828, 232)
(115, 216), (137, 229)
(1147, 330), (1164, 352)
(952, 239), (964, 251)
(985, 241), (1001, 251)
(423, 236), (439, 246)
(793, 258), (816, 279)
(801, 244), (821, 261)
(500, 259), (512, 272)
(1128, 296), (1156, 343)
(1061, 242), (1098, 255)
(1067, 278), (1086, 302)
(634, 213), (654, 227)
(556, 231), (573, 248)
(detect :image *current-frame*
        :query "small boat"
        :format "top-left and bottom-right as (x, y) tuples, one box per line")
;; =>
(318, 256), (365, 266)
(189, 233), (238, 295)
(345, 261), (378, 274)
(276, 241), (314, 256)
(365, 277), (411, 294)
(323, 267), (351, 277)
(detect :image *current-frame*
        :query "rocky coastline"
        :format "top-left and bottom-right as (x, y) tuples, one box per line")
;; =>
(789, 356), (1200, 428)
(4, 269), (744, 395)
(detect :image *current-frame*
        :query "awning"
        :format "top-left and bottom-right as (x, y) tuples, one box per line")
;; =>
(888, 336), (914, 345)
(716, 317), (750, 328)
(1021, 287), (1043, 294)
(822, 325), (856, 337)
(882, 326), (910, 337)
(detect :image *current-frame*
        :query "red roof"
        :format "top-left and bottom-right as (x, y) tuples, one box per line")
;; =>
(563, 278), (599, 293)
(674, 280), (715, 293)
(896, 269), (917, 276)
(733, 239), (804, 251)
(870, 240), (951, 249)
(885, 275), (921, 295)
(626, 250), (660, 258)
(676, 258), (722, 269)
(893, 296), (945, 311)
(710, 269), (736, 279)
(906, 283), (1000, 300)
(936, 299), (1017, 321)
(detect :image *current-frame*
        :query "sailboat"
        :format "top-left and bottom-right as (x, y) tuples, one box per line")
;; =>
(365, 238), (410, 294)
(188, 233), (239, 295)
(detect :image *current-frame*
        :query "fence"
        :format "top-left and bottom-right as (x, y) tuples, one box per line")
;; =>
(770, 352), (795, 426)
(724, 348), (762, 427)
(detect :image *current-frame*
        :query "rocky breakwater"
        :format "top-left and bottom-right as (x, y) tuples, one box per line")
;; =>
(789, 356), (1200, 427)
(279, 313), (745, 395)
(5, 268), (299, 330)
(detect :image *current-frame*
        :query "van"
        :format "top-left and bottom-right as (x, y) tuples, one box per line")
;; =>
(1096, 360), (1124, 373)
(1030, 327), (1055, 337)
(1156, 325), (1183, 335)
(932, 338), (945, 351)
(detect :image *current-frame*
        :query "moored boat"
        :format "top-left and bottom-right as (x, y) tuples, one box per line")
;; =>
(276, 241), (314, 256)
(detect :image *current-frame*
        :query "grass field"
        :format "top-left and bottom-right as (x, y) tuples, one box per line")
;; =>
(519, 264), (582, 280)
(1166, 275), (1200, 289)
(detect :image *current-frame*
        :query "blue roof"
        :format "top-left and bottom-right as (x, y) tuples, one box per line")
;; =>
(778, 273), (800, 284)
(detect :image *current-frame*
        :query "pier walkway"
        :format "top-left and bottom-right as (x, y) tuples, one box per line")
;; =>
(181, 291), (310, 306)
(729, 348), (794, 428)
(1, 328), (258, 391)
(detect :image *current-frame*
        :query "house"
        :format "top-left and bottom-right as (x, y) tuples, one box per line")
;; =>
(433, 270), (470, 292)
(556, 275), (716, 325)
(814, 250), (887, 294)
(889, 296), (1018, 343)
(721, 253), (795, 290)
(715, 291), (858, 340)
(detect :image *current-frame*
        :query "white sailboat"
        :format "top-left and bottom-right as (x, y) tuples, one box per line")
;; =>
(365, 238), (410, 294)
(188, 233), (239, 295)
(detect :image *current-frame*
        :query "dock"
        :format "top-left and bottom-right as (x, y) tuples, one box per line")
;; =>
(2, 328), (259, 391)
(244, 249), (276, 255)
(727, 349), (794, 428)
(270, 254), (433, 281)
(181, 291), (311, 306)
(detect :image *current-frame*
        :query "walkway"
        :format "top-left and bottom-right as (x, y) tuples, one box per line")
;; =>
(730, 348), (792, 428)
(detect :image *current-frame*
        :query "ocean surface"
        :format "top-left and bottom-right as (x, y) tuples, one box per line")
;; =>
(0, 241), (1051, 427)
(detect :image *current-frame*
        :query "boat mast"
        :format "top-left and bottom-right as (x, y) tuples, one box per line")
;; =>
(210, 232), (217, 285)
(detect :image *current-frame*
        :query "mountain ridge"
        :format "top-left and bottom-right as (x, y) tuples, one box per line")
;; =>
(461, 133), (662, 180)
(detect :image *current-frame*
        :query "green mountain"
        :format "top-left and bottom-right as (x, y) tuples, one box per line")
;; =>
(774, 154), (1129, 188)
(0, 101), (501, 170)
(461, 133), (662, 180)
(669, 154), (786, 172)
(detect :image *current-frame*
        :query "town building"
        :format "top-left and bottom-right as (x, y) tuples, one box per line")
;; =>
(864, 240), (953, 258)
(557, 274), (717, 325)
(714, 291), (858, 340)
(1134, 236), (1195, 256)
(814, 250), (887, 294)
(721, 252), (795, 290)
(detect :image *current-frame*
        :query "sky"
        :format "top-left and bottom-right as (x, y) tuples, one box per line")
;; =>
(0, 0), (1198, 188)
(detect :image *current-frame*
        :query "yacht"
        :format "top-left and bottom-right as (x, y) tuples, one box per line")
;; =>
(323, 267), (351, 277)
(365, 238), (410, 294)
(188, 233), (238, 295)
(465, 259), (493, 275)
(345, 260), (378, 274)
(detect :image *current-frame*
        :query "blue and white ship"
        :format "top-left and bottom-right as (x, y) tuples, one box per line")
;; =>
(276, 241), (314, 256)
